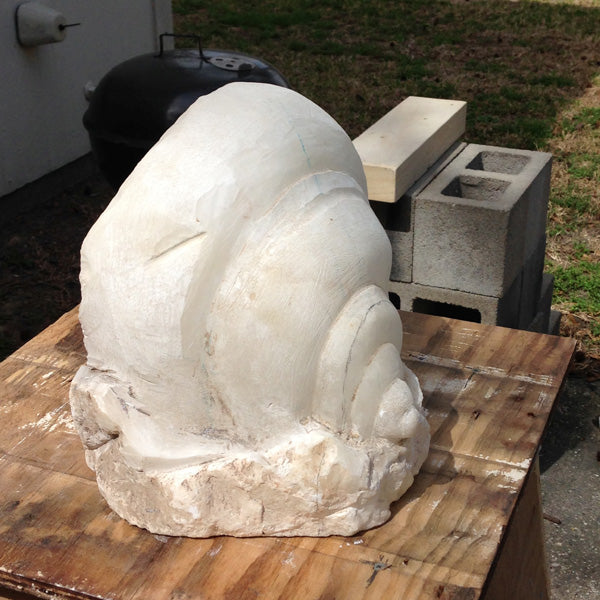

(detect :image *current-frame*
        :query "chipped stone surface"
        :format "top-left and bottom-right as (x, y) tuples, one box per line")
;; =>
(69, 83), (429, 537)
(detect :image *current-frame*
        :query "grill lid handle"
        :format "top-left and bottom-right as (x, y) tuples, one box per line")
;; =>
(157, 32), (205, 61)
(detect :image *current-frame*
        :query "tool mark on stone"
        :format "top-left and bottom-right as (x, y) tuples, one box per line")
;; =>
(343, 300), (381, 416)
(149, 232), (206, 261)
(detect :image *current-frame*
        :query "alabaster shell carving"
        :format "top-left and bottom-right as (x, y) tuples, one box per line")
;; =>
(70, 82), (430, 537)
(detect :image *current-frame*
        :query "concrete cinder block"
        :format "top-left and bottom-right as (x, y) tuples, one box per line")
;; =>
(538, 271), (554, 321)
(548, 309), (562, 336)
(388, 229), (413, 282)
(413, 144), (552, 298)
(370, 197), (414, 282)
(528, 310), (548, 334)
(521, 157), (552, 260)
(526, 273), (554, 333)
(354, 96), (467, 203)
(370, 143), (468, 283)
(388, 275), (522, 328)
(518, 236), (547, 329)
(539, 272), (554, 311)
(466, 145), (551, 261)
(413, 175), (528, 297)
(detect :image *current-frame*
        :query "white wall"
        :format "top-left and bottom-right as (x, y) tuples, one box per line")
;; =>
(0, 1), (173, 196)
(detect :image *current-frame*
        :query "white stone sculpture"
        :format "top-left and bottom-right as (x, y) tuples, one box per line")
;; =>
(70, 82), (430, 537)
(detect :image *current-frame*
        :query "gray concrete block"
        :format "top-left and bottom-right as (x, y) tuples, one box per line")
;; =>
(413, 144), (552, 297)
(370, 197), (414, 282)
(370, 143), (468, 283)
(518, 236), (546, 329)
(388, 275), (522, 328)
(538, 272), (554, 319)
(527, 310), (549, 334)
(413, 182), (527, 297)
(388, 229), (413, 282)
(526, 273), (554, 333)
(521, 154), (552, 260)
(465, 145), (551, 262)
(548, 309), (562, 336)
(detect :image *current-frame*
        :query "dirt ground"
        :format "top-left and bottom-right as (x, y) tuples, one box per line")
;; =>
(540, 375), (600, 600)
(0, 172), (112, 361)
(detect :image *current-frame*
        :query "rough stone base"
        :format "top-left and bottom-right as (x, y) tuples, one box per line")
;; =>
(85, 424), (427, 538)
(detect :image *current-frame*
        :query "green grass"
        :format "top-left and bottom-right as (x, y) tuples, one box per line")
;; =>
(464, 59), (506, 74)
(529, 73), (577, 88)
(566, 153), (600, 180)
(551, 185), (591, 215)
(173, 1), (600, 141)
(548, 259), (600, 335)
(561, 107), (600, 132)
(547, 183), (594, 238)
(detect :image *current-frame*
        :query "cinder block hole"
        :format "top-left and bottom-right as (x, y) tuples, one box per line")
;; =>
(413, 298), (481, 323)
(388, 292), (401, 309)
(467, 151), (530, 175)
(370, 199), (411, 232)
(441, 175), (510, 202)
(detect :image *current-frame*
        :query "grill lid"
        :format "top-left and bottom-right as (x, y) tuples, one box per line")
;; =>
(83, 34), (290, 148)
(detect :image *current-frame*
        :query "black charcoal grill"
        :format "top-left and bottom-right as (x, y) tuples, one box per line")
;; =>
(84, 34), (290, 189)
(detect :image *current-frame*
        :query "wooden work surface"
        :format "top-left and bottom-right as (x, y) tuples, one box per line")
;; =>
(0, 308), (574, 600)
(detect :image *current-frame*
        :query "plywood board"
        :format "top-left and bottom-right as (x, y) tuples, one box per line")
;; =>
(483, 458), (550, 600)
(0, 309), (574, 599)
(353, 97), (467, 203)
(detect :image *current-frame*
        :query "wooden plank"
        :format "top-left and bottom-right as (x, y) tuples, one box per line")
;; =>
(0, 309), (574, 600)
(0, 312), (91, 482)
(7, 307), (85, 372)
(482, 458), (550, 600)
(353, 97), (467, 203)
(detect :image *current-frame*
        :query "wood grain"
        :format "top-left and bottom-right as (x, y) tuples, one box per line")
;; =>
(352, 97), (467, 203)
(0, 308), (574, 600)
(482, 458), (550, 600)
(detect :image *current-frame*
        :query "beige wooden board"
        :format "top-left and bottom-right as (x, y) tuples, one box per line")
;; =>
(352, 97), (467, 203)
(0, 309), (574, 600)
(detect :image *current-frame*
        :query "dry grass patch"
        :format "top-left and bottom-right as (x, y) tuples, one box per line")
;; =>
(546, 76), (600, 374)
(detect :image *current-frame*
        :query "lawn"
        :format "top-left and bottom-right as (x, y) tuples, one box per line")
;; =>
(172, 0), (600, 371)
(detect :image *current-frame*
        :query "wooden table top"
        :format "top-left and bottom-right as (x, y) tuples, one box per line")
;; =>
(0, 308), (574, 600)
